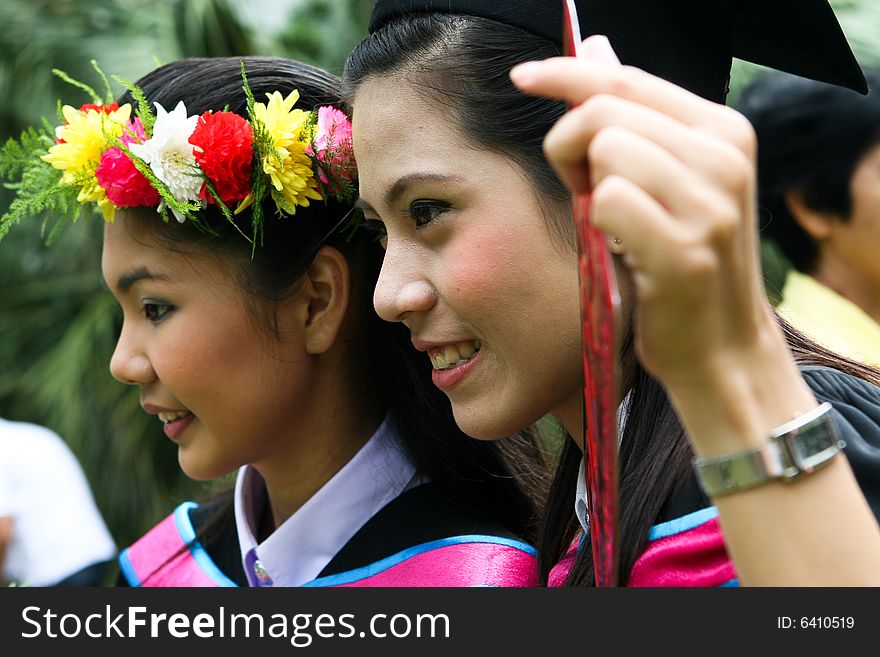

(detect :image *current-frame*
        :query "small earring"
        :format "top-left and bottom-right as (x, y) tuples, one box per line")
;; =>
(607, 236), (625, 254)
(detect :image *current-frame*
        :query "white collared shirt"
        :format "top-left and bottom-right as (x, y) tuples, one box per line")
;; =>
(233, 415), (424, 587)
(575, 460), (590, 534)
(574, 392), (632, 534)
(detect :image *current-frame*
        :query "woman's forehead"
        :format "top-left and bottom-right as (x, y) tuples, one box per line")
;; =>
(352, 76), (474, 168)
(352, 76), (480, 194)
(353, 75), (455, 138)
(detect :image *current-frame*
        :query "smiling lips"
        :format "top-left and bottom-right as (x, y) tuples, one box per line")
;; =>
(159, 411), (194, 441)
(157, 410), (192, 423)
(142, 406), (195, 441)
(428, 339), (481, 370)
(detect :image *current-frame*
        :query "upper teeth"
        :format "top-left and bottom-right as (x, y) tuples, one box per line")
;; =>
(158, 410), (191, 423)
(430, 340), (481, 370)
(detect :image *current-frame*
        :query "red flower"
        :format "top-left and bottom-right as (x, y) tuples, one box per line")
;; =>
(189, 111), (254, 205)
(95, 117), (160, 208)
(78, 102), (120, 114)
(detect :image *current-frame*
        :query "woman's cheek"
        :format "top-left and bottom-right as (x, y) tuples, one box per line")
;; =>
(443, 233), (517, 304)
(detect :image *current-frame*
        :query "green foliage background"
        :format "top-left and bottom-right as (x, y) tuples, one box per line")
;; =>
(1, 0), (878, 567)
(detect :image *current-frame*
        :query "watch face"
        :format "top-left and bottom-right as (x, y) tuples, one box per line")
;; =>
(787, 417), (841, 472)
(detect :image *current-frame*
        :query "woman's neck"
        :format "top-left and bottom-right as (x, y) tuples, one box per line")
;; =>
(253, 350), (385, 532)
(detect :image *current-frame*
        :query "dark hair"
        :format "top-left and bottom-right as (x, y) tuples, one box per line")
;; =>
(343, 13), (573, 245)
(737, 69), (880, 273)
(344, 16), (880, 586)
(118, 57), (547, 552)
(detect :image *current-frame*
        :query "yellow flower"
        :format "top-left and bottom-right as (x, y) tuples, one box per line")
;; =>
(42, 103), (132, 204)
(253, 90), (322, 212)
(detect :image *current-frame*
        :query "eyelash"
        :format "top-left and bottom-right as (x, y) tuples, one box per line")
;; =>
(409, 199), (450, 227)
(361, 199), (452, 247)
(142, 302), (174, 323)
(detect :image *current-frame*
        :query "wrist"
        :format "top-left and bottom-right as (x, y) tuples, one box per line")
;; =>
(692, 402), (845, 498)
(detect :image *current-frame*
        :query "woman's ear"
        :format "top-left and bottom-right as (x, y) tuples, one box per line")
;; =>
(300, 246), (351, 355)
(784, 189), (835, 240)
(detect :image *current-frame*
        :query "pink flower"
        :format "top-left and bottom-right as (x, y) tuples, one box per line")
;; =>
(95, 118), (160, 208)
(307, 106), (356, 195)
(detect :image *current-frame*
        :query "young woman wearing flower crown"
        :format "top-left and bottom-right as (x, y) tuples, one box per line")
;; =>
(343, 0), (880, 586)
(0, 56), (547, 587)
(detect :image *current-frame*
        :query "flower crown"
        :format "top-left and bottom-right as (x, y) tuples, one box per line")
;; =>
(0, 62), (357, 244)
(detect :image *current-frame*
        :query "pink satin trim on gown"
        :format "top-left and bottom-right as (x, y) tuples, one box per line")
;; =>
(549, 518), (735, 587)
(333, 542), (537, 587)
(126, 512), (538, 587)
(125, 513), (223, 587)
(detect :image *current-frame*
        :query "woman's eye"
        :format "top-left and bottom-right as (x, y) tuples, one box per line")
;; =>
(143, 302), (173, 322)
(409, 200), (450, 227)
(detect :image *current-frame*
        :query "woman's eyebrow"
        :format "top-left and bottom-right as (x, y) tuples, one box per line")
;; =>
(359, 173), (464, 212)
(102, 267), (171, 293)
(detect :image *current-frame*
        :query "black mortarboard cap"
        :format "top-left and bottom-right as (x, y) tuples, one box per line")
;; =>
(368, 0), (867, 102)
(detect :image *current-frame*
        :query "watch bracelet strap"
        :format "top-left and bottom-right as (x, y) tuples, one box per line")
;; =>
(693, 402), (846, 498)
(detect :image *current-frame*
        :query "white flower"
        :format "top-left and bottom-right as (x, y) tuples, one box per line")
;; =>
(129, 101), (202, 222)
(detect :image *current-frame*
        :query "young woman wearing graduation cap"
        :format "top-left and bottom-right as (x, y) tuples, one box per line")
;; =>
(344, 0), (880, 586)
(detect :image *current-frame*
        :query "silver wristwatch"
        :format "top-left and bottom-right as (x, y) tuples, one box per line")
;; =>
(693, 402), (846, 498)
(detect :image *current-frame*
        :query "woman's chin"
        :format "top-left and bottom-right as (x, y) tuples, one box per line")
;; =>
(451, 407), (524, 441)
(178, 451), (226, 482)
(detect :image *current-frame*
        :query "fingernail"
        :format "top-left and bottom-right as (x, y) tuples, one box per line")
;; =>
(510, 61), (542, 85)
(582, 35), (620, 66)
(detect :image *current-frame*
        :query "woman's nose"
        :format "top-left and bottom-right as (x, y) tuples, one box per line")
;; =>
(109, 324), (156, 386)
(372, 246), (437, 323)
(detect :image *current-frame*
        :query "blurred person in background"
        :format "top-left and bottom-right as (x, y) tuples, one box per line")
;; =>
(0, 417), (116, 586)
(739, 68), (880, 366)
